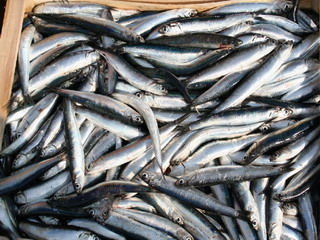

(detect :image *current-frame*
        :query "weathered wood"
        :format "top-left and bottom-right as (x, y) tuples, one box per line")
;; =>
(0, 0), (26, 149)
(26, 0), (277, 12)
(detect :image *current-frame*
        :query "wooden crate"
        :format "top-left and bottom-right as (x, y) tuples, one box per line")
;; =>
(0, 0), (317, 147)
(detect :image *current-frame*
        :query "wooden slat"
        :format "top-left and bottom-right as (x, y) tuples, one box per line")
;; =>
(0, 0), (26, 148)
(30, 0), (275, 11)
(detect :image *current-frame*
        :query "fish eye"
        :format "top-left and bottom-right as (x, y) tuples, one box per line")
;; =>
(177, 179), (185, 185)
(141, 172), (149, 180)
(185, 238), (193, 240)
(12, 160), (18, 168)
(159, 25), (168, 34)
(74, 182), (81, 190)
(53, 193), (59, 199)
(284, 3), (291, 11)
(93, 237), (100, 240)
(284, 109), (291, 115)
(188, 10), (197, 17)
(243, 155), (247, 160)
(272, 152), (279, 158)
(252, 219), (258, 227)
(159, 85), (166, 91)
(137, 35), (145, 43)
(134, 116), (142, 123)
(260, 124), (269, 131)
(102, 210), (109, 217)
(87, 163), (93, 171)
(88, 209), (95, 216)
(40, 150), (46, 157)
(284, 203), (291, 209)
(175, 217), (183, 225)
(135, 92), (142, 98)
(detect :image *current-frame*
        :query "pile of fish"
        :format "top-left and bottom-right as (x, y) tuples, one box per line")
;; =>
(1, 0), (319, 239)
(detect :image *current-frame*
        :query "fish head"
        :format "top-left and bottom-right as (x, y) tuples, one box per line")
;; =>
(135, 92), (154, 103)
(151, 83), (168, 95)
(250, 214), (260, 231)
(131, 33), (145, 44)
(73, 171), (86, 193)
(139, 171), (162, 187)
(242, 142), (259, 164)
(270, 150), (281, 161)
(176, 8), (197, 18)
(276, 0), (294, 14)
(174, 177), (187, 186)
(228, 37), (243, 48)
(87, 208), (96, 217)
(176, 228), (194, 240)
(158, 22), (182, 37)
(281, 202), (298, 216)
(273, 107), (293, 121)
(173, 215), (185, 226)
(252, 34), (269, 43)
(78, 231), (100, 240)
(12, 154), (28, 169)
(14, 191), (28, 205)
(40, 145), (57, 158)
(259, 123), (271, 132)
(131, 114), (144, 125)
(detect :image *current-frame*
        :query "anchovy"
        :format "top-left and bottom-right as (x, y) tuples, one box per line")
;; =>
(147, 14), (255, 39)
(53, 88), (143, 125)
(18, 24), (36, 103)
(213, 41), (293, 113)
(203, 1), (293, 15)
(63, 99), (86, 193)
(140, 171), (250, 219)
(0, 154), (66, 196)
(185, 40), (277, 87)
(68, 218), (126, 240)
(132, 8), (197, 36)
(148, 33), (242, 49)
(188, 106), (292, 131)
(30, 32), (91, 61)
(96, 49), (168, 95)
(50, 181), (151, 208)
(33, 13), (144, 43)
(241, 116), (320, 164)
(19, 221), (99, 240)
(176, 165), (288, 187)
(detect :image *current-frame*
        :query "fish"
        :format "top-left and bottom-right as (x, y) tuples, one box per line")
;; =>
(2, 2), (319, 239)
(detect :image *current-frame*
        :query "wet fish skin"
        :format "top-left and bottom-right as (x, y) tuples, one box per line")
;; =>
(63, 99), (86, 193)
(140, 171), (250, 219)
